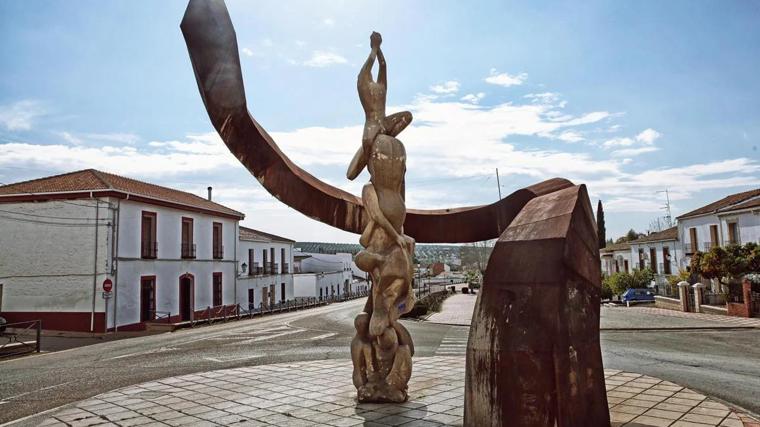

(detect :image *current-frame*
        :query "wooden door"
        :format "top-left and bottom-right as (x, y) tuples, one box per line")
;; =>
(140, 277), (155, 322)
(248, 289), (254, 310)
(179, 277), (193, 321)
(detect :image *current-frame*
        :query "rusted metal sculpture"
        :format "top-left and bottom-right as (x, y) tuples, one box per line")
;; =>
(181, 0), (609, 423)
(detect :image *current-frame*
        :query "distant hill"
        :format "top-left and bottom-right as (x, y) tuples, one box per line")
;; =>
(295, 242), (462, 266)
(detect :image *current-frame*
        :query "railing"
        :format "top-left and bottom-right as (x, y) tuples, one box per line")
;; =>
(684, 243), (695, 254)
(0, 319), (41, 358)
(213, 245), (224, 259)
(727, 236), (741, 246)
(248, 262), (261, 276)
(181, 242), (196, 259)
(148, 310), (171, 323)
(141, 241), (158, 259)
(703, 241), (715, 251)
(281, 263), (289, 274)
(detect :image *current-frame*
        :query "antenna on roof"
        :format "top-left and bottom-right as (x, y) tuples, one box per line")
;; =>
(657, 189), (673, 228)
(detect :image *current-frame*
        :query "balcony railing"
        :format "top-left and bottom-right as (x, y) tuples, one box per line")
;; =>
(281, 263), (289, 274)
(703, 241), (716, 251)
(181, 242), (196, 259)
(248, 262), (261, 276)
(141, 241), (157, 259)
(213, 245), (224, 259)
(727, 235), (741, 245)
(684, 243), (695, 254)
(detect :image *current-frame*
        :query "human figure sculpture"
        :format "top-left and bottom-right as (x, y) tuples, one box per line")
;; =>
(348, 31), (416, 403)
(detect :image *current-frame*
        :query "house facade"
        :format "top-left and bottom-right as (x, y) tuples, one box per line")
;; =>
(237, 226), (294, 311)
(292, 251), (366, 300)
(0, 169), (243, 332)
(627, 227), (683, 286)
(678, 188), (760, 263)
(600, 242), (632, 276)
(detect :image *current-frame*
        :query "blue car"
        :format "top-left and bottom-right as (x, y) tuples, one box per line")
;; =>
(621, 288), (655, 303)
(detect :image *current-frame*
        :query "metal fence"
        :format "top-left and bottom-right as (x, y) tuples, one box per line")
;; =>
(0, 319), (42, 358)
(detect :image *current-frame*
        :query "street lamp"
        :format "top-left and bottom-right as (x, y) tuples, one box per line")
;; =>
(241, 262), (247, 275)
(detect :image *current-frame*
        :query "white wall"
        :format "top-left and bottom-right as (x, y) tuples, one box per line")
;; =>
(294, 271), (355, 300)
(0, 199), (112, 315)
(238, 239), (293, 275)
(629, 239), (684, 274)
(236, 274), (294, 310)
(719, 210), (760, 245)
(113, 200), (239, 329)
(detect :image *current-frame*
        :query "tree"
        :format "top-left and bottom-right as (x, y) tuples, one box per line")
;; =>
(691, 242), (760, 286)
(461, 240), (495, 273)
(596, 200), (606, 249)
(602, 268), (654, 296)
(614, 228), (642, 244)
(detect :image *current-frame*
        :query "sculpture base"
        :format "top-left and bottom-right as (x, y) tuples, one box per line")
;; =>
(357, 381), (408, 403)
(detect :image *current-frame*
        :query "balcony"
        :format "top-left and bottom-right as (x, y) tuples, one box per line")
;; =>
(213, 245), (224, 260)
(181, 242), (196, 259)
(703, 241), (716, 251)
(684, 243), (695, 254)
(141, 241), (157, 259)
(281, 263), (289, 274)
(727, 235), (741, 246)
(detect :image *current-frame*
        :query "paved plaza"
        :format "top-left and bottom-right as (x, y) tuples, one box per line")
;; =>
(425, 294), (477, 326)
(38, 356), (759, 427)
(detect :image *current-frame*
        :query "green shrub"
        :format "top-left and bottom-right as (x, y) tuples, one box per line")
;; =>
(602, 268), (654, 296)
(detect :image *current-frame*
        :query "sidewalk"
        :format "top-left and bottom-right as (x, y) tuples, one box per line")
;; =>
(35, 357), (759, 427)
(425, 296), (760, 330)
(425, 293), (477, 326)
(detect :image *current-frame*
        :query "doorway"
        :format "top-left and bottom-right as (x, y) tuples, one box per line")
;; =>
(140, 276), (156, 322)
(179, 275), (194, 321)
(248, 288), (255, 310)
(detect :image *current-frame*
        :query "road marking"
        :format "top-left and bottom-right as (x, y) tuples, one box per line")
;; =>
(308, 332), (338, 341)
(203, 354), (264, 363)
(236, 329), (306, 344)
(106, 346), (177, 360)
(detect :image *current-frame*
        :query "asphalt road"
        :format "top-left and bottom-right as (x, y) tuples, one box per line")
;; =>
(1, 299), (759, 425)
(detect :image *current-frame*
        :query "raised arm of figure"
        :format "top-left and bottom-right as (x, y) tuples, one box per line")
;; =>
(377, 47), (387, 88)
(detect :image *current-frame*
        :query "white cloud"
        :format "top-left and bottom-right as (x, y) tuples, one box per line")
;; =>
(636, 128), (661, 145)
(58, 131), (83, 145)
(322, 18), (335, 27)
(556, 130), (584, 143)
(0, 100), (45, 131)
(524, 92), (561, 104)
(610, 146), (660, 157)
(303, 51), (348, 67)
(429, 81), (460, 95)
(460, 93), (485, 104)
(484, 68), (527, 87)
(241, 48), (254, 57)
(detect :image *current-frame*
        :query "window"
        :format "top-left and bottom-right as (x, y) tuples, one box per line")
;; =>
(624, 260), (629, 273)
(270, 247), (276, 275)
(638, 249), (645, 270)
(649, 248), (657, 274)
(212, 273), (222, 306)
(262, 249), (268, 274)
(140, 276), (156, 322)
(281, 248), (287, 273)
(181, 217), (195, 259)
(248, 249), (255, 276)
(248, 289), (255, 310)
(662, 247), (671, 275)
(688, 228), (698, 254)
(281, 282), (286, 302)
(141, 211), (157, 258)
(709, 225), (718, 249)
(727, 222), (739, 245)
(212, 222), (223, 259)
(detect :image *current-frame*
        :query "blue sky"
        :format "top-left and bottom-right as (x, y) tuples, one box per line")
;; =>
(1, 0), (758, 243)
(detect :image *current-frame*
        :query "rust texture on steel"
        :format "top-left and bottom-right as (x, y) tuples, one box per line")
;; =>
(464, 184), (610, 426)
(180, 0), (573, 243)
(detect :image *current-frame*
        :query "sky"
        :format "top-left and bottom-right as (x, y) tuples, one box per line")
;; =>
(0, 0), (758, 243)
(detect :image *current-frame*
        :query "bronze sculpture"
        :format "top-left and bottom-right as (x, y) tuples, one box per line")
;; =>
(181, 0), (610, 423)
(348, 32), (416, 402)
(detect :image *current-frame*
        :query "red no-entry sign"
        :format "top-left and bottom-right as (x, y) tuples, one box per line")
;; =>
(102, 278), (113, 292)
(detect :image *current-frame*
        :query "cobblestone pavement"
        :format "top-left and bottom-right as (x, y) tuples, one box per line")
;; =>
(39, 357), (759, 427)
(425, 294), (477, 326)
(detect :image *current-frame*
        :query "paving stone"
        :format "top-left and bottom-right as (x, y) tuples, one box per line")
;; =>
(37, 358), (758, 427)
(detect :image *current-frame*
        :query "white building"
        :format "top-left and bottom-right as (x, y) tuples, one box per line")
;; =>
(292, 251), (367, 300)
(677, 188), (760, 262)
(0, 169), (243, 332)
(237, 226), (294, 311)
(628, 227), (683, 286)
(600, 241), (633, 276)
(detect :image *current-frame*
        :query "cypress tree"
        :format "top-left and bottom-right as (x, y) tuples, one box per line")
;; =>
(597, 200), (606, 249)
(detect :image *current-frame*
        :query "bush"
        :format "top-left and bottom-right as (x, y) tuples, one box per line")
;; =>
(692, 242), (760, 286)
(602, 268), (654, 296)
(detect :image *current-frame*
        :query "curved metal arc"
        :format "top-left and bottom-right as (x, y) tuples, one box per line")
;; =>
(180, 0), (573, 243)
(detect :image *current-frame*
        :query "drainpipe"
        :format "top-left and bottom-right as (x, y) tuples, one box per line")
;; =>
(113, 199), (121, 333)
(90, 198), (100, 333)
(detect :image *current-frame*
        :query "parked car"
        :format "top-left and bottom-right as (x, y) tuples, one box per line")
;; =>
(621, 288), (655, 303)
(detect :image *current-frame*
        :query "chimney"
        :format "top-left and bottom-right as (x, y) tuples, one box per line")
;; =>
(207, 186), (212, 201)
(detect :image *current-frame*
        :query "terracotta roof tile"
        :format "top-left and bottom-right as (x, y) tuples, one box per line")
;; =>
(600, 241), (631, 253)
(629, 226), (678, 244)
(677, 187), (760, 219)
(239, 226), (294, 243)
(0, 169), (244, 218)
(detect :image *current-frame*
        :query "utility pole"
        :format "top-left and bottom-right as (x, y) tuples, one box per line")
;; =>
(495, 168), (502, 200)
